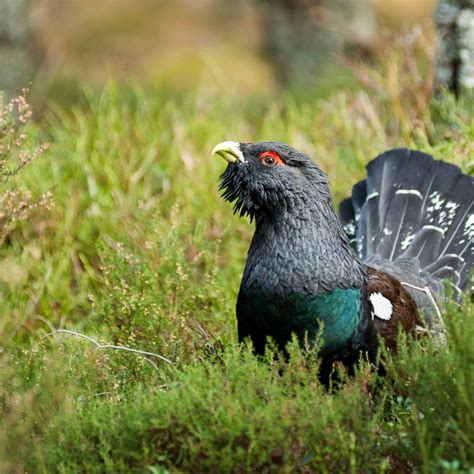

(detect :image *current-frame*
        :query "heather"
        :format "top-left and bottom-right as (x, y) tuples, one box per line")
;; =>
(1, 37), (473, 472)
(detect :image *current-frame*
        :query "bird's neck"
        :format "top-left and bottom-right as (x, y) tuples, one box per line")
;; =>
(238, 198), (372, 358)
(242, 197), (366, 296)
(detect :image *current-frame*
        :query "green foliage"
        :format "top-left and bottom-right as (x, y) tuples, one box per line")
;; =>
(1, 51), (473, 471)
(12, 312), (474, 473)
(96, 214), (231, 363)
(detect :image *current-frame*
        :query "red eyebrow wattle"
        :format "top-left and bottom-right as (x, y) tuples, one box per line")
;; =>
(258, 151), (283, 165)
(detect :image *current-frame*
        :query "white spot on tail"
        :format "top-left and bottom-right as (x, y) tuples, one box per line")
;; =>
(396, 189), (423, 199)
(426, 191), (445, 212)
(444, 253), (465, 263)
(425, 192), (460, 231)
(422, 225), (445, 235)
(366, 192), (379, 201)
(343, 222), (356, 236)
(464, 214), (474, 238)
(400, 234), (415, 250)
(369, 292), (393, 321)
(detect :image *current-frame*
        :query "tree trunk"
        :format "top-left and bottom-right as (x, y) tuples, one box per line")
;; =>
(0, 0), (36, 95)
(257, 0), (377, 88)
(434, 0), (474, 95)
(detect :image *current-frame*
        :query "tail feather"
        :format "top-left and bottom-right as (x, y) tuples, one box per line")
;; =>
(400, 226), (444, 267)
(340, 192), (359, 243)
(423, 254), (464, 275)
(339, 148), (474, 298)
(375, 192), (424, 260)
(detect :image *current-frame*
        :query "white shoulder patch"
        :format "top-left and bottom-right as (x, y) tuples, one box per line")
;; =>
(369, 292), (393, 321)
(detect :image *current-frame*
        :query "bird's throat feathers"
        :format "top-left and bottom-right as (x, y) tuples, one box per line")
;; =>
(242, 202), (367, 296)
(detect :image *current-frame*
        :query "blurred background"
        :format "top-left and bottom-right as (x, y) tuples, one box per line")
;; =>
(0, 0), (437, 106)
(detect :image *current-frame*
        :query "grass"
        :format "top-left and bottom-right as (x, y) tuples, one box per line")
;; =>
(1, 38), (474, 472)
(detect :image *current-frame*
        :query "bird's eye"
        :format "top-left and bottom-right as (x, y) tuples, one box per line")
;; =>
(258, 151), (283, 167)
(264, 156), (275, 165)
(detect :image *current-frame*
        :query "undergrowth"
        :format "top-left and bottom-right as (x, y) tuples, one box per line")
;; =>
(1, 34), (473, 473)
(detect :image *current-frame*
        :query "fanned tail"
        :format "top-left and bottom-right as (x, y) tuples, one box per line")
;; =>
(340, 148), (473, 325)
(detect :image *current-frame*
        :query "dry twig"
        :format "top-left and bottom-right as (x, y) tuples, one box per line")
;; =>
(41, 329), (174, 370)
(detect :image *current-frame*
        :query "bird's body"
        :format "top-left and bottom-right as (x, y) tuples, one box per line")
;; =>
(213, 141), (473, 371)
(235, 187), (375, 361)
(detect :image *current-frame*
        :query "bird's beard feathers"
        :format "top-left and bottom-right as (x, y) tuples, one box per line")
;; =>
(219, 161), (332, 223)
(219, 164), (260, 221)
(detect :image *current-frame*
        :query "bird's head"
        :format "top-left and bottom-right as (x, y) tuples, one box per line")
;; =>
(212, 141), (329, 220)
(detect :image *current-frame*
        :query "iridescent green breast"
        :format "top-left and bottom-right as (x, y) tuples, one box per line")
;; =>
(307, 288), (362, 355)
(237, 287), (363, 357)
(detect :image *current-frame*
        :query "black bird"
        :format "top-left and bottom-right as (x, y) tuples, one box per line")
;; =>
(213, 141), (473, 371)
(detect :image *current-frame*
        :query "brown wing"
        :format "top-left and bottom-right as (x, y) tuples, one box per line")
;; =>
(365, 267), (422, 352)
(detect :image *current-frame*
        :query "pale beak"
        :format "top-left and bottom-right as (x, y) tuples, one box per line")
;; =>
(212, 141), (246, 164)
